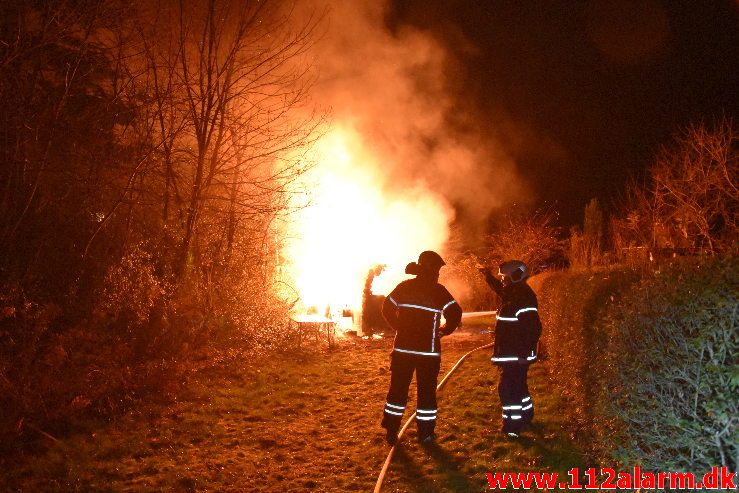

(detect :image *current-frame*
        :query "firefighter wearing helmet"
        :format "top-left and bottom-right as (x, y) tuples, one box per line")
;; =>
(381, 250), (462, 445)
(480, 260), (542, 437)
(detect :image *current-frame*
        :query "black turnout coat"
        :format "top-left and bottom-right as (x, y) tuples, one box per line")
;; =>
(382, 276), (462, 357)
(484, 273), (542, 364)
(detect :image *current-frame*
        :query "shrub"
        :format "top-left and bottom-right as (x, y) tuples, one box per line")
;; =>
(0, 285), (190, 452)
(212, 269), (295, 358)
(530, 269), (639, 461)
(484, 208), (565, 272)
(613, 118), (738, 256)
(533, 258), (738, 472)
(604, 257), (738, 471)
(99, 243), (168, 331)
(441, 252), (498, 312)
(569, 227), (602, 271)
(569, 198), (609, 270)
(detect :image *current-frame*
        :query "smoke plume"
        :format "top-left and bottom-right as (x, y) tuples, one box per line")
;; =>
(304, 0), (522, 239)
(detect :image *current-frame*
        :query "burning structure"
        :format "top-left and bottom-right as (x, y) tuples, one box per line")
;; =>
(362, 265), (390, 336)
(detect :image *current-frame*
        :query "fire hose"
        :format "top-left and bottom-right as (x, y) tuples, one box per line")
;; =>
(373, 339), (494, 493)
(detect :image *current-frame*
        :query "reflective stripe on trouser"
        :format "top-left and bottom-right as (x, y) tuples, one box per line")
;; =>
(498, 363), (533, 433)
(384, 401), (405, 417)
(502, 396), (534, 423)
(416, 408), (437, 427)
(382, 351), (441, 436)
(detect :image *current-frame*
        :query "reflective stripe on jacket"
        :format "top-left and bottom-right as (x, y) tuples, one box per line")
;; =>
(490, 283), (542, 364)
(382, 278), (462, 356)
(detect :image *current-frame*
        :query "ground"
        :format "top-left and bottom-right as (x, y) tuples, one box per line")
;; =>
(3, 327), (586, 492)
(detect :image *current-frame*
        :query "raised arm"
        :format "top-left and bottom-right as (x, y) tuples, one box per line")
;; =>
(480, 268), (505, 297)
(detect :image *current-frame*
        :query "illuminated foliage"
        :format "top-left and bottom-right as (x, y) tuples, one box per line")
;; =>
(0, 0), (323, 446)
(613, 118), (738, 257)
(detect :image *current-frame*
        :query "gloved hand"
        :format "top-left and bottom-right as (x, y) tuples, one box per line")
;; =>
(479, 267), (504, 294)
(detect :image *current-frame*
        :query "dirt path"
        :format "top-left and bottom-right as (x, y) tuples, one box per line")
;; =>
(3, 328), (586, 492)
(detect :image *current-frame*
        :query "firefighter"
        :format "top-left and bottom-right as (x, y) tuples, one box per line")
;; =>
(480, 260), (541, 437)
(380, 250), (462, 445)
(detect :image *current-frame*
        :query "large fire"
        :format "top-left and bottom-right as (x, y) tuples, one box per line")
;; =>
(281, 125), (453, 319)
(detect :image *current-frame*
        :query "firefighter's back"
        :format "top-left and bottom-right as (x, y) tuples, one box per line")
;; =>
(387, 278), (455, 356)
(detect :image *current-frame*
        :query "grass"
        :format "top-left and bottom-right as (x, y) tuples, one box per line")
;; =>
(382, 336), (587, 492)
(1, 327), (587, 492)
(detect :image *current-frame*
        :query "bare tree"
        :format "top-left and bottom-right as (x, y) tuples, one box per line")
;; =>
(0, 0), (325, 448)
(164, 0), (321, 279)
(88, 0), (324, 283)
(0, 0), (130, 289)
(483, 208), (564, 273)
(614, 118), (737, 257)
(651, 118), (737, 255)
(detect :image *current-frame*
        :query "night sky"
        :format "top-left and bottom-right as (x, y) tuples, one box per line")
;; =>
(389, 0), (738, 226)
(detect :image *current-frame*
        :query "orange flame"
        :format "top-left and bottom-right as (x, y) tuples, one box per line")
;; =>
(281, 125), (453, 313)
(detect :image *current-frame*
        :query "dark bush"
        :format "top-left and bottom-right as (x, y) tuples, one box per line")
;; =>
(533, 258), (738, 472)
(0, 285), (190, 452)
(530, 269), (640, 460)
(0, 238), (296, 452)
(603, 258), (738, 471)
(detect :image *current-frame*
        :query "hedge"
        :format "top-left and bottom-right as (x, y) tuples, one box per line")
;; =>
(532, 258), (738, 473)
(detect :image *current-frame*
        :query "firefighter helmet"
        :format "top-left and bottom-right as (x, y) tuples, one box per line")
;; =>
(498, 260), (529, 283)
(418, 250), (446, 272)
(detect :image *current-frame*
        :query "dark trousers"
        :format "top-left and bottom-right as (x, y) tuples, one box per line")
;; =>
(382, 351), (441, 437)
(498, 363), (534, 433)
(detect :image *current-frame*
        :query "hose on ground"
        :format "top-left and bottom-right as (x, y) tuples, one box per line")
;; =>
(373, 341), (494, 493)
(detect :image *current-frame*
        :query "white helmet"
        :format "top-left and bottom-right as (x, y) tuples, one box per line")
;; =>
(498, 260), (529, 283)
